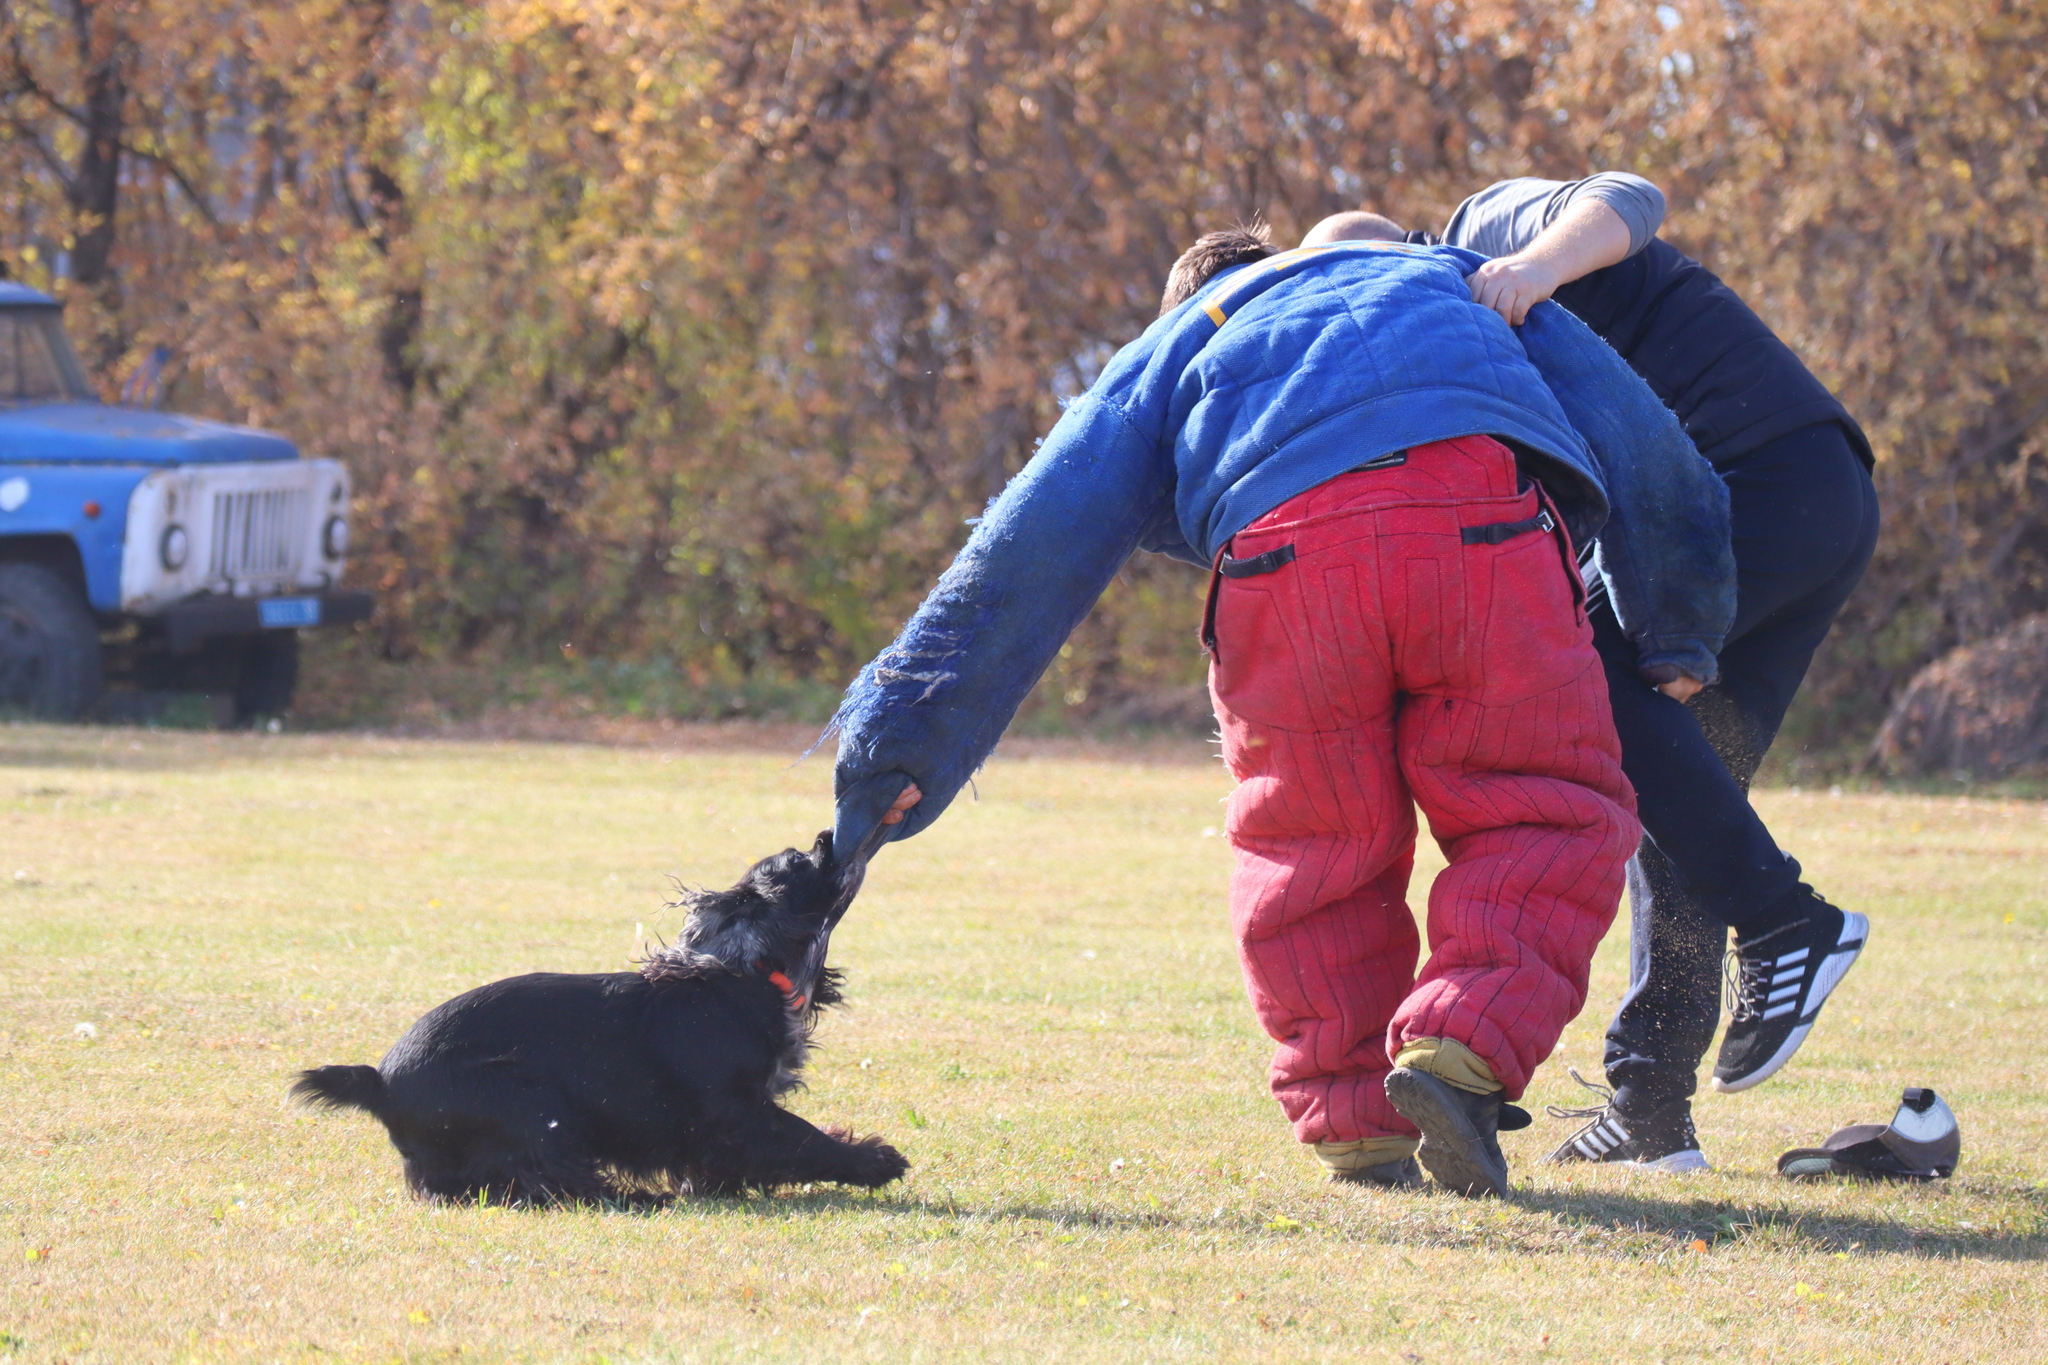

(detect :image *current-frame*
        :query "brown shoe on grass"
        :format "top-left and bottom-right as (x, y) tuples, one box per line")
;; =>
(1383, 1067), (1511, 1197)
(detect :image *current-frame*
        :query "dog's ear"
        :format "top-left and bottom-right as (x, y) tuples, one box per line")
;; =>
(809, 966), (846, 1009)
(667, 882), (711, 918)
(811, 830), (835, 870)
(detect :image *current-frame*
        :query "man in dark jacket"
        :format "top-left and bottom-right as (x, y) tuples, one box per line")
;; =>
(1304, 174), (1879, 1172)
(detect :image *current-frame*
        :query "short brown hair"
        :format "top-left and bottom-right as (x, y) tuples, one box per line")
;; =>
(1160, 221), (1275, 315)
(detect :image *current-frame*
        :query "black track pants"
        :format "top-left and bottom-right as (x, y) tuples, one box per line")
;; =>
(1594, 421), (1880, 1114)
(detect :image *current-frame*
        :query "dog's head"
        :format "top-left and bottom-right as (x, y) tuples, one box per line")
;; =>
(669, 830), (870, 1011)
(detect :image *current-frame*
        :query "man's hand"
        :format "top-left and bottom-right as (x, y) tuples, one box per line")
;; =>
(1467, 254), (1562, 327)
(1656, 677), (1705, 704)
(1466, 196), (1635, 326)
(879, 782), (923, 825)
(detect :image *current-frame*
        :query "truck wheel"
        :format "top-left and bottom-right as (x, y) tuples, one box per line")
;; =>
(0, 563), (104, 720)
(233, 630), (299, 724)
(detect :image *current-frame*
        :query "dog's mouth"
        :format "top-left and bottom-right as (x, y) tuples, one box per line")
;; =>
(790, 916), (839, 1002)
(785, 896), (849, 1009)
(779, 827), (880, 1011)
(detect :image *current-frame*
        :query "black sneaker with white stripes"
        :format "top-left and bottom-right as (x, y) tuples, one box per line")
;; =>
(1544, 1070), (1710, 1173)
(1712, 894), (1868, 1093)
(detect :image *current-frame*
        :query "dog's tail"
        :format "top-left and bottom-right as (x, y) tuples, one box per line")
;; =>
(291, 1064), (387, 1117)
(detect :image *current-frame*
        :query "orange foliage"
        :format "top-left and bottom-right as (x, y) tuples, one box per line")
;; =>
(2, 0), (2042, 734)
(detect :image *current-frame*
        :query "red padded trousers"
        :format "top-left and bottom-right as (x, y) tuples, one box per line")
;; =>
(1207, 434), (1639, 1146)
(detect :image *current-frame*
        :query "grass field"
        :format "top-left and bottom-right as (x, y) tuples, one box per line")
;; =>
(1, 723), (2043, 1363)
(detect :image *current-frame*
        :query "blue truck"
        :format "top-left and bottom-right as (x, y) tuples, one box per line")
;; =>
(0, 281), (370, 721)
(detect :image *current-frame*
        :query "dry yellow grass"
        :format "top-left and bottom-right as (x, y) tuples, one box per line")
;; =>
(0, 723), (2043, 1363)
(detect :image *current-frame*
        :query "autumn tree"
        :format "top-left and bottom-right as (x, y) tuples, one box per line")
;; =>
(2, 0), (2041, 741)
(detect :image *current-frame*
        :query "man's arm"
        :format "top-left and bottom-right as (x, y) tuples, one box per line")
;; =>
(1515, 301), (1735, 686)
(1443, 174), (1667, 325)
(830, 396), (1171, 855)
(1468, 198), (1634, 326)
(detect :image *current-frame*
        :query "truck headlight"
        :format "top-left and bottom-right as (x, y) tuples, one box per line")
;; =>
(322, 515), (349, 560)
(160, 524), (190, 571)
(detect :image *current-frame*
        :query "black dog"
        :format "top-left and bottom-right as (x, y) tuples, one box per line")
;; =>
(291, 831), (906, 1203)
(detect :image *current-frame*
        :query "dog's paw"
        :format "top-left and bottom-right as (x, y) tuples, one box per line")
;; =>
(845, 1134), (909, 1188)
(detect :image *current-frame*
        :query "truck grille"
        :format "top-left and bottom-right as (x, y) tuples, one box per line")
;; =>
(209, 487), (309, 581)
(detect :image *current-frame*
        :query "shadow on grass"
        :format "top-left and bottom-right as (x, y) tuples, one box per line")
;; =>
(1511, 1184), (2046, 1262)
(612, 1181), (2047, 1264)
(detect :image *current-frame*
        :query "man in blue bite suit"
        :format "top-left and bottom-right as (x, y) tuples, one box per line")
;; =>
(1303, 173), (1879, 1172)
(828, 226), (1735, 1196)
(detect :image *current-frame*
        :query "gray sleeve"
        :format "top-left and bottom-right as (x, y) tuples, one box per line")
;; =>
(1440, 174), (1668, 259)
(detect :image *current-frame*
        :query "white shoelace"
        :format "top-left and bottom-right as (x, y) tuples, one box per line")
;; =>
(1723, 918), (1811, 1022)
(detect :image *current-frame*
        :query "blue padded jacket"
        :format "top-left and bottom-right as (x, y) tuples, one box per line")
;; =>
(831, 241), (1733, 851)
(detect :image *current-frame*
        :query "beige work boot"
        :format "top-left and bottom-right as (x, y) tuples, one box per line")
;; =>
(1313, 1138), (1422, 1189)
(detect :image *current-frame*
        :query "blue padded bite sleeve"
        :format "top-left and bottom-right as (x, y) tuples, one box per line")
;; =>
(830, 398), (1171, 848)
(1518, 303), (1736, 683)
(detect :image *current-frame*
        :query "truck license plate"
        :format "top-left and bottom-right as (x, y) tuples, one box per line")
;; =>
(259, 597), (321, 629)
